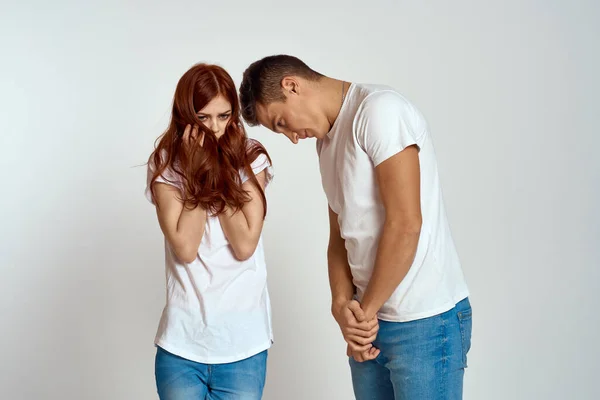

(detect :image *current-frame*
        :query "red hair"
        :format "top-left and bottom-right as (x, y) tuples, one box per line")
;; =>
(148, 63), (272, 217)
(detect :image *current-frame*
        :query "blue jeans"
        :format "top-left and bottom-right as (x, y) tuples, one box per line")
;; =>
(350, 297), (473, 400)
(155, 347), (268, 400)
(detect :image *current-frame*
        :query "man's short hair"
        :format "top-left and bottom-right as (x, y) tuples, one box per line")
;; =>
(239, 55), (323, 126)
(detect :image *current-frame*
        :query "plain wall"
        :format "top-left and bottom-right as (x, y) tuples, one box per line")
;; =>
(1, 0), (598, 399)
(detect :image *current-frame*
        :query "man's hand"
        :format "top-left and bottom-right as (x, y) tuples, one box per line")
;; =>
(347, 344), (381, 362)
(332, 299), (380, 352)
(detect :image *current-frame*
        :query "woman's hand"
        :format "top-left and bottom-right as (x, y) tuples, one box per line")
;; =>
(182, 124), (205, 169)
(183, 124), (205, 147)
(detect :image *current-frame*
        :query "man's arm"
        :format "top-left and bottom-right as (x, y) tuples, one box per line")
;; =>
(328, 206), (380, 353)
(328, 206), (356, 309)
(360, 145), (422, 320)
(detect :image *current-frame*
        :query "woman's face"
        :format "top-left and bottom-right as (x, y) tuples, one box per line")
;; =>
(196, 95), (232, 139)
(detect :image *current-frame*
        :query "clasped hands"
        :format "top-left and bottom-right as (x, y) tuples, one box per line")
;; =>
(332, 299), (381, 363)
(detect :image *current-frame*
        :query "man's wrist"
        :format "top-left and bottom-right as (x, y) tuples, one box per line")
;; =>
(331, 296), (352, 316)
(361, 299), (379, 321)
(332, 295), (352, 306)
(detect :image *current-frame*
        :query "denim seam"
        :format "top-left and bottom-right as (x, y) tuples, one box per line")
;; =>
(458, 309), (471, 368)
(460, 312), (466, 367)
(439, 315), (448, 399)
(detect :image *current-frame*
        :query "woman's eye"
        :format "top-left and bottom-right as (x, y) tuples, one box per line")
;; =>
(198, 116), (207, 121)
(219, 114), (230, 120)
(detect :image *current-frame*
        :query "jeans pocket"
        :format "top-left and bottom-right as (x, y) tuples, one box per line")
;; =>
(457, 307), (472, 367)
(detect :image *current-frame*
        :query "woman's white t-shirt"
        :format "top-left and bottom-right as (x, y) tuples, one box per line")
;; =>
(145, 142), (274, 364)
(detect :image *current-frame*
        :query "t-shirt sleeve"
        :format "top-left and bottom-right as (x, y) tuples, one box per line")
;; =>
(240, 152), (274, 187)
(145, 156), (183, 205)
(354, 91), (423, 167)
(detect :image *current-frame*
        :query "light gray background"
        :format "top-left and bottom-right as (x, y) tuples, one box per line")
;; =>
(1, 1), (598, 399)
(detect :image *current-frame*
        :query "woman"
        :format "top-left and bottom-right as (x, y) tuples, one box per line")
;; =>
(145, 63), (274, 400)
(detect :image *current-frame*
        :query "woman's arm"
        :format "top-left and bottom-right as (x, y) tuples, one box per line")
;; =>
(153, 182), (207, 263)
(218, 170), (268, 260)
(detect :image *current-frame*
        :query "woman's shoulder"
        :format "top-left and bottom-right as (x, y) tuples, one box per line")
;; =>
(245, 137), (265, 150)
(240, 138), (273, 183)
(146, 150), (184, 192)
(244, 138), (269, 164)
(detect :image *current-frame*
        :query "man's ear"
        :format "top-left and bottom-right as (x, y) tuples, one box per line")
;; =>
(281, 76), (300, 95)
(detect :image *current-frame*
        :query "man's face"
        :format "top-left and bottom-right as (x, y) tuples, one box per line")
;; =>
(256, 83), (329, 144)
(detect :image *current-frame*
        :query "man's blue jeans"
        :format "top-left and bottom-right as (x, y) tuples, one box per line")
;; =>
(350, 297), (473, 400)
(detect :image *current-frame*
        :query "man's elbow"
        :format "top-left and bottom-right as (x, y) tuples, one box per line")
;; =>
(387, 215), (422, 236)
(408, 216), (422, 235)
(327, 241), (345, 260)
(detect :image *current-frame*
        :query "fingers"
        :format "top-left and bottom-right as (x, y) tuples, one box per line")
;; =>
(346, 339), (373, 353)
(183, 124), (191, 144)
(347, 331), (378, 347)
(343, 301), (381, 363)
(350, 346), (381, 363)
(359, 318), (379, 332)
(354, 317), (379, 331)
(345, 314), (378, 331)
(343, 323), (379, 353)
(342, 303), (379, 334)
(346, 324), (379, 339)
(361, 347), (380, 361)
(342, 306), (366, 328)
(348, 300), (366, 322)
(183, 124), (205, 152)
(338, 300), (380, 356)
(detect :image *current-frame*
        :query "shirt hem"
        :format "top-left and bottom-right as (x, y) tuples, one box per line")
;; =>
(376, 290), (470, 323)
(154, 339), (273, 365)
(372, 139), (418, 168)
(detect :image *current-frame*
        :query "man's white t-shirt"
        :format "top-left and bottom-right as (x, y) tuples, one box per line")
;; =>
(145, 141), (274, 364)
(317, 83), (469, 322)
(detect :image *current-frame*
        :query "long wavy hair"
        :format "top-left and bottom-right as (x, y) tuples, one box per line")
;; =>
(148, 63), (271, 217)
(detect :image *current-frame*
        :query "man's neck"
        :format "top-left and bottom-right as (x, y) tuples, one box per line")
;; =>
(316, 77), (349, 137)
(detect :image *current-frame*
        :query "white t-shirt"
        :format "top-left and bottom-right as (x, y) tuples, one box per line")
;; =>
(145, 141), (274, 364)
(317, 83), (469, 322)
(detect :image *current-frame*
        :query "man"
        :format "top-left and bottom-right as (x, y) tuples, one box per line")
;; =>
(239, 55), (472, 399)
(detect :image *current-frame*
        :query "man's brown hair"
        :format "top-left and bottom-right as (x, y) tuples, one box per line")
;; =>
(239, 55), (323, 126)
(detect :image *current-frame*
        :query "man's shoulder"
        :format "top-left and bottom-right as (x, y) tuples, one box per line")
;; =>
(351, 85), (418, 128)
(350, 84), (428, 149)
(355, 84), (414, 113)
